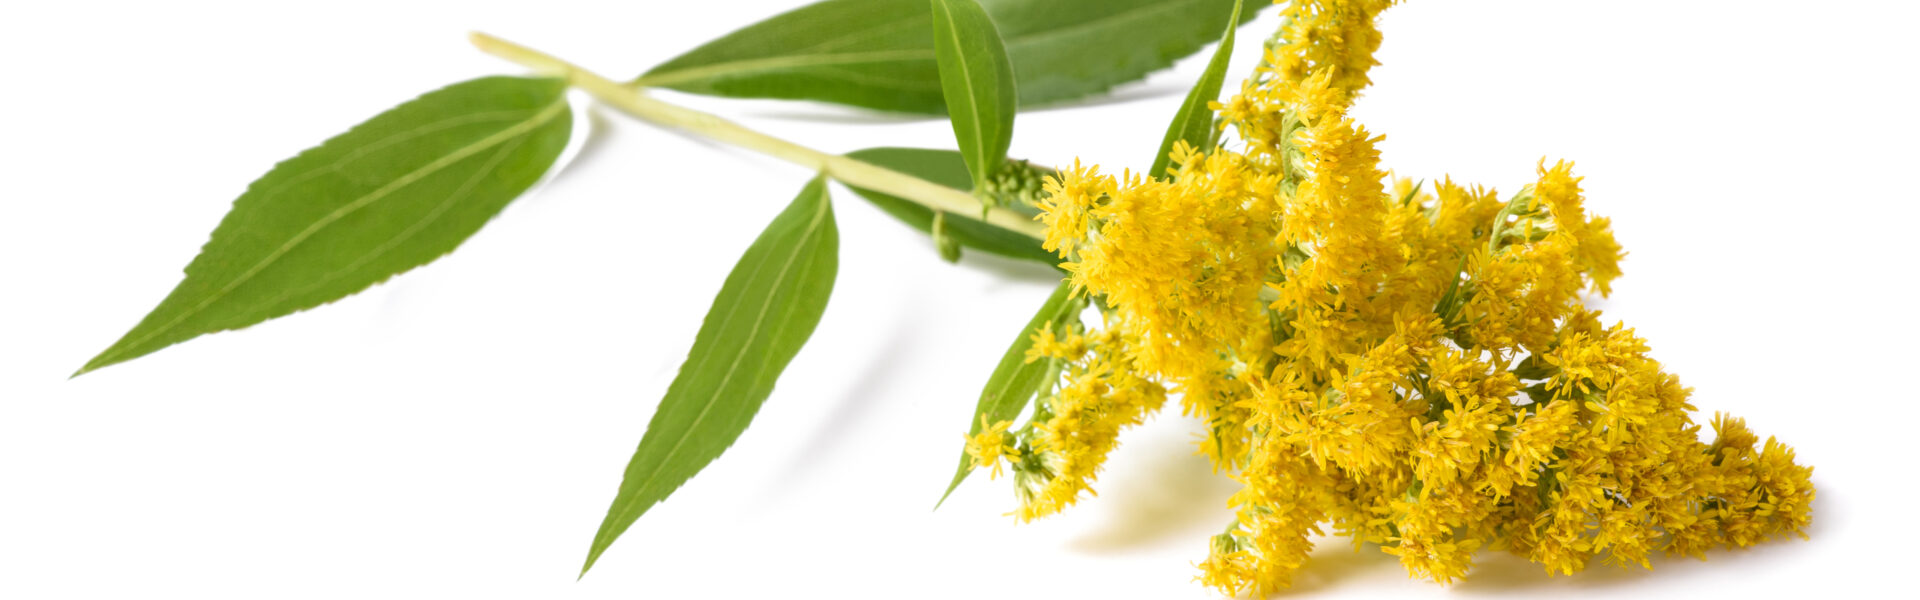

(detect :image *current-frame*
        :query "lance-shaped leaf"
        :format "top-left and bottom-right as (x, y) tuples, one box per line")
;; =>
(842, 147), (1055, 265)
(930, 0), (1016, 190)
(582, 176), (839, 575)
(936, 279), (1084, 507)
(75, 76), (571, 376)
(1150, 0), (1242, 178)
(636, 0), (1262, 114)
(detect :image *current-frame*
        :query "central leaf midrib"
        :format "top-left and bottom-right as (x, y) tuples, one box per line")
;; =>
(597, 189), (831, 549)
(639, 49), (934, 87)
(221, 131), (540, 329)
(95, 97), (569, 366)
(936, 0), (988, 183)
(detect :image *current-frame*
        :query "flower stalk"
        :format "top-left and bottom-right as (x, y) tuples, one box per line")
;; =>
(468, 32), (1048, 240)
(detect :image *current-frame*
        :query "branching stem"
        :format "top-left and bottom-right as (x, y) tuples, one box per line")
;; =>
(469, 32), (1047, 240)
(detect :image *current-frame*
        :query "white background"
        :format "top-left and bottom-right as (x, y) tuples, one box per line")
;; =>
(3, 1), (1916, 598)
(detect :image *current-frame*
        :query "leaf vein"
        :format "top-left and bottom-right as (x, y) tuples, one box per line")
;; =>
(639, 50), (933, 88)
(599, 186), (831, 544)
(92, 97), (569, 366)
(221, 128), (539, 328)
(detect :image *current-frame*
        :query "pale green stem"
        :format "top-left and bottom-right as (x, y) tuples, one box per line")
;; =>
(469, 32), (1048, 240)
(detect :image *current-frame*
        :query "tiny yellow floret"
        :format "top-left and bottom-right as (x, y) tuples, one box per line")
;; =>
(971, 0), (1814, 593)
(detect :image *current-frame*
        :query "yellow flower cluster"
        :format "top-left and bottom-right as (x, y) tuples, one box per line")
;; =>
(974, 0), (1815, 594)
(968, 314), (1169, 522)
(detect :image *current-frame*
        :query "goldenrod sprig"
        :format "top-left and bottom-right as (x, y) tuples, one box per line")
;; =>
(969, 0), (1816, 594)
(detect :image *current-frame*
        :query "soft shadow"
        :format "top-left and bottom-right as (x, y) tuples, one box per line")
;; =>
(1016, 80), (1190, 115)
(1284, 543), (1404, 596)
(1453, 548), (1700, 594)
(547, 107), (613, 182)
(957, 248), (1067, 287)
(758, 308), (924, 501)
(1069, 428), (1240, 554)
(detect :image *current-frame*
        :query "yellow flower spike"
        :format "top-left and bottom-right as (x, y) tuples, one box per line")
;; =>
(1002, 0), (1813, 591)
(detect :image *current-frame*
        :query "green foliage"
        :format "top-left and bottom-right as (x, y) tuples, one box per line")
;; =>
(636, 0), (1263, 114)
(76, 76), (571, 375)
(937, 280), (1084, 507)
(581, 176), (840, 575)
(70, 0), (1259, 583)
(1150, 0), (1242, 177)
(931, 0), (1017, 190)
(841, 147), (1055, 265)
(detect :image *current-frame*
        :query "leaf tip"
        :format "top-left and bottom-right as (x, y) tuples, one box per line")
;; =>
(935, 466), (971, 511)
(70, 352), (113, 379)
(579, 545), (606, 580)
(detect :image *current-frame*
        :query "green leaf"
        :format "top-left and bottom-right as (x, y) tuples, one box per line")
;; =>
(582, 176), (839, 576)
(930, 0), (1017, 190)
(936, 279), (1085, 508)
(842, 147), (1056, 265)
(636, 0), (1263, 114)
(1150, 0), (1242, 178)
(75, 76), (572, 376)
(995, 0), (1260, 109)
